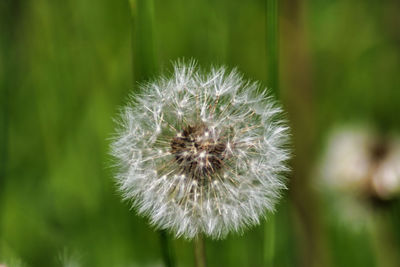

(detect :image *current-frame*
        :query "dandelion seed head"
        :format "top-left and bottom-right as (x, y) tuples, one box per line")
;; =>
(111, 60), (290, 239)
(317, 125), (400, 229)
(319, 125), (400, 199)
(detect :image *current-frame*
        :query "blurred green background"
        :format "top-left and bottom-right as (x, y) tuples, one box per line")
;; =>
(1, 0), (400, 266)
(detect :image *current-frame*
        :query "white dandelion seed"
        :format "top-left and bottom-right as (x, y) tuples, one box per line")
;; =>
(111, 60), (290, 239)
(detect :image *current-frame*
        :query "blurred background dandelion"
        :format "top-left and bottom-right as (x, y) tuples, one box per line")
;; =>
(1, 0), (400, 266)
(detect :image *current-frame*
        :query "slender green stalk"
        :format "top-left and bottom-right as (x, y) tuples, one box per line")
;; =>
(194, 234), (207, 267)
(280, 1), (324, 265)
(129, 0), (157, 83)
(129, 1), (175, 267)
(0, 79), (7, 239)
(0, 0), (14, 237)
(264, 0), (279, 265)
(159, 230), (176, 267)
(266, 0), (279, 95)
(264, 215), (276, 266)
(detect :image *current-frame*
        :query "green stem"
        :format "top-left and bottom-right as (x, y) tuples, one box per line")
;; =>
(194, 234), (207, 267)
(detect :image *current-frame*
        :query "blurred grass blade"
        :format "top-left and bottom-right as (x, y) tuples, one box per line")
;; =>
(130, 0), (157, 82)
(129, 1), (176, 267)
(264, 0), (278, 265)
(264, 215), (275, 266)
(266, 0), (279, 95)
(160, 230), (176, 267)
(0, 0), (16, 237)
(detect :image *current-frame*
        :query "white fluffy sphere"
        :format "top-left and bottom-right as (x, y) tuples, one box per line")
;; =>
(111, 61), (290, 239)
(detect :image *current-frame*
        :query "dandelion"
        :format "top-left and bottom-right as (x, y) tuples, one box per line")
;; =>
(370, 138), (400, 199)
(319, 126), (373, 192)
(319, 125), (400, 200)
(111, 61), (290, 239)
(317, 125), (400, 226)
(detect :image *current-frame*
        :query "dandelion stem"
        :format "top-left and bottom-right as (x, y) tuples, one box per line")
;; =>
(159, 230), (176, 267)
(194, 234), (207, 267)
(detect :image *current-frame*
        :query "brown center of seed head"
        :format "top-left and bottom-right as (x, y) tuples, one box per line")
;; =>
(170, 123), (227, 180)
(370, 139), (389, 163)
